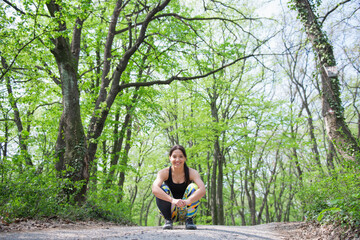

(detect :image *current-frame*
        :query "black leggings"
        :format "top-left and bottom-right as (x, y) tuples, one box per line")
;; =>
(156, 197), (172, 220)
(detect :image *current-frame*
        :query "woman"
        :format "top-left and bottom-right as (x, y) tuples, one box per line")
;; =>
(152, 145), (206, 230)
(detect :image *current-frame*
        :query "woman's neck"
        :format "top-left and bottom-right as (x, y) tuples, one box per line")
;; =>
(171, 165), (184, 174)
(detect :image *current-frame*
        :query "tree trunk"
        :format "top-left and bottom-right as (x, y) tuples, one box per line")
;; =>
(206, 151), (212, 223)
(237, 169), (247, 226)
(144, 195), (155, 226)
(215, 140), (225, 225)
(210, 152), (218, 225)
(290, 124), (303, 180)
(293, 0), (360, 162)
(105, 112), (125, 188)
(229, 173), (236, 225)
(53, 60), (88, 203)
(250, 181), (257, 225)
(0, 110), (8, 159)
(301, 91), (322, 171)
(257, 151), (278, 224)
(265, 199), (270, 223)
(139, 187), (153, 225)
(209, 81), (225, 225)
(275, 182), (285, 222)
(46, 1), (89, 203)
(244, 165), (256, 225)
(326, 137), (336, 170)
(284, 188), (294, 222)
(1, 58), (32, 166)
(118, 117), (133, 201)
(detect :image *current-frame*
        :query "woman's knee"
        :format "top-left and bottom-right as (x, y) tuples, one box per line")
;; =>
(187, 183), (198, 191)
(161, 184), (172, 195)
(183, 183), (198, 198)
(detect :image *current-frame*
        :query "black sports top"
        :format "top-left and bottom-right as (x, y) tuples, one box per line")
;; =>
(165, 166), (189, 199)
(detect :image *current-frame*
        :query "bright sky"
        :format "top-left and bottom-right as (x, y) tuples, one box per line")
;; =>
(255, 0), (281, 18)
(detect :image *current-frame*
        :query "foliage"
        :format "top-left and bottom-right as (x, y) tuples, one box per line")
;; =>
(0, 160), (131, 224)
(299, 166), (360, 229)
(1, 0), (360, 229)
(0, 163), (60, 221)
(82, 188), (132, 224)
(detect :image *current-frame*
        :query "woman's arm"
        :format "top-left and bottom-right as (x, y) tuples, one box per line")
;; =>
(184, 168), (206, 205)
(152, 168), (183, 207)
(152, 169), (173, 203)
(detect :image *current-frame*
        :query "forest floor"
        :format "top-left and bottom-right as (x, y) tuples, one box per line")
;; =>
(0, 218), (359, 239)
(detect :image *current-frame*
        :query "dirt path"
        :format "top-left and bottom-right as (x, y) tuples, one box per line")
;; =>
(0, 222), (301, 240)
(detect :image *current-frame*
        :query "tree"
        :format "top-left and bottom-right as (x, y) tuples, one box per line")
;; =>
(1, 0), (253, 203)
(291, 0), (360, 162)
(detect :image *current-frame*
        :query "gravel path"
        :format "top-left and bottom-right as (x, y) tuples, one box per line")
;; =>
(0, 223), (292, 240)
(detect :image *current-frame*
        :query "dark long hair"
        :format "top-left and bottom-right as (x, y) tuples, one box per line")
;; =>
(169, 145), (190, 185)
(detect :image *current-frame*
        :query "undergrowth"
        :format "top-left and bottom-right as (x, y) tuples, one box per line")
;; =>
(0, 164), (133, 225)
(299, 164), (360, 236)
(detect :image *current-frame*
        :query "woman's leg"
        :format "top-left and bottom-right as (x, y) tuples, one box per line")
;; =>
(181, 183), (200, 229)
(156, 184), (177, 221)
(183, 183), (200, 219)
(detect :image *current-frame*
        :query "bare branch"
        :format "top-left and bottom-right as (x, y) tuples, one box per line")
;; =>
(320, 0), (351, 25)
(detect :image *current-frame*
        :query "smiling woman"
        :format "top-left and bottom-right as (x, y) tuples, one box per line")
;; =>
(152, 145), (206, 230)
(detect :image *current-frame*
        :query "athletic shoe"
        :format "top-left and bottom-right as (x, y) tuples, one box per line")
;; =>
(163, 219), (173, 230)
(185, 218), (197, 230)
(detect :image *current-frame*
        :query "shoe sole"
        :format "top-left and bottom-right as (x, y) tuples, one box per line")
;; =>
(186, 226), (197, 230)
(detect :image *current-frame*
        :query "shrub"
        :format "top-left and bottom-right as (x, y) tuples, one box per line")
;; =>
(299, 166), (360, 229)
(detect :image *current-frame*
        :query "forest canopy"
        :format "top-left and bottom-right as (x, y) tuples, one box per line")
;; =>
(0, 0), (359, 230)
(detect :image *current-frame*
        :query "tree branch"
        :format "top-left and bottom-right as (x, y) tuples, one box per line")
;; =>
(118, 54), (256, 91)
(2, 0), (26, 15)
(35, 64), (61, 85)
(320, 0), (351, 25)
(115, 13), (254, 35)
(0, 33), (43, 82)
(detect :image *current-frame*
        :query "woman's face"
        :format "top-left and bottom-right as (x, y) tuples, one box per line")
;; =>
(169, 149), (186, 168)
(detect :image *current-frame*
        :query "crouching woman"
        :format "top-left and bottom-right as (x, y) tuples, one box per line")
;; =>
(152, 145), (206, 230)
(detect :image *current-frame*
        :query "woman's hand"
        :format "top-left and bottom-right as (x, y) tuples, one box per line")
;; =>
(172, 198), (191, 207)
(183, 199), (191, 206)
(171, 198), (183, 207)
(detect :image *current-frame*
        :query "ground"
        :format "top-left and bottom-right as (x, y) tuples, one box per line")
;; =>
(0, 218), (359, 239)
